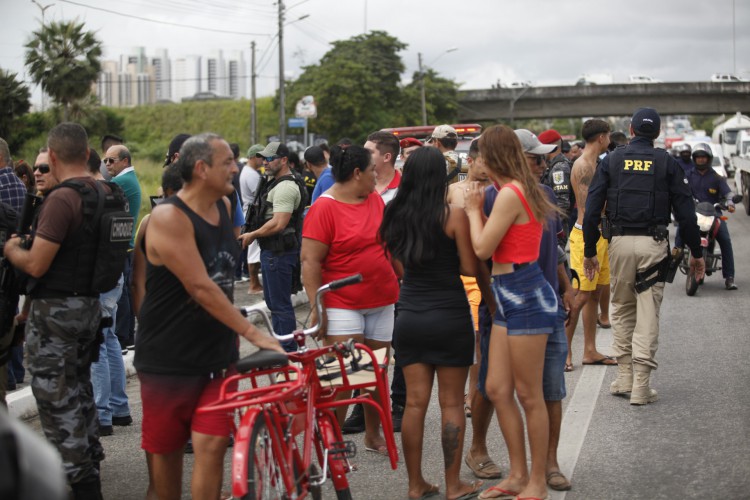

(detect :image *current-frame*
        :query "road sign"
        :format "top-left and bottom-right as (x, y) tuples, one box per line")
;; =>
(288, 117), (306, 128)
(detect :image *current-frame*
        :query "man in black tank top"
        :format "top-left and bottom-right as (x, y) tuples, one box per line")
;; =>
(133, 133), (283, 499)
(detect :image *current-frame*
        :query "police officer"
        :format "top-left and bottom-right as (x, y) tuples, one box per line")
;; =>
(4, 123), (106, 499)
(539, 129), (574, 245)
(582, 108), (705, 406)
(675, 143), (693, 173)
(680, 143), (738, 290)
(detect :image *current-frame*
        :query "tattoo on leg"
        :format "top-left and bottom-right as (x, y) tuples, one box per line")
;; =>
(441, 422), (460, 468)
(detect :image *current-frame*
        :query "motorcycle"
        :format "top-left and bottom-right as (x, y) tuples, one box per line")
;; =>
(678, 195), (742, 296)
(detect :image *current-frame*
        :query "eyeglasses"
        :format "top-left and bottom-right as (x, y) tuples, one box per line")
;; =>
(264, 156), (279, 162)
(103, 157), (118, 165)
(526, 155), (544, 166)
(34, 164), (50, 174)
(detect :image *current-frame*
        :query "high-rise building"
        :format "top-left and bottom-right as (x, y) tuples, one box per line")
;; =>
(201, 50), (226, 96)
(96, 60), (119, 107)
(225, 50), (247, 99)
(173, 55), (201, 102)
(151, 49), (171, 102)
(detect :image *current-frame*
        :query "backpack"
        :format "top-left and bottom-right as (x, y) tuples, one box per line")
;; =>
(244, 173), (308, 240)
(63, 180), (134, 294)
(0, 202), (20, 364)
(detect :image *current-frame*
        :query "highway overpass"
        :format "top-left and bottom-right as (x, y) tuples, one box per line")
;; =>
(457, 82), (750, 121)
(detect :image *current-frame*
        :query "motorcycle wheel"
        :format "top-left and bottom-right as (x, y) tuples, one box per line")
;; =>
(686, 272), (699, 296)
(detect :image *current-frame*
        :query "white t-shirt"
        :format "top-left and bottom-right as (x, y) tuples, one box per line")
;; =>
(239, 167), (261, 213)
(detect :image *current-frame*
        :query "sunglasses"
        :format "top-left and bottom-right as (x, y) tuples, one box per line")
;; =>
(264, 155), (281, 162)
(526, 155), (544, 166)
(103, 157), (118, 165)
(34, 164), (50, 174)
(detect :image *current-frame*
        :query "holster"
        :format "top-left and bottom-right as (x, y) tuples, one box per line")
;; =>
(601, 216), (612, 241)
(634, 250), (672, 293)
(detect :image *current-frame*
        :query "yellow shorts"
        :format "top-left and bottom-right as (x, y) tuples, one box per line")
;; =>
(569, 226), (610, 292)
(460, 275), (481, 332)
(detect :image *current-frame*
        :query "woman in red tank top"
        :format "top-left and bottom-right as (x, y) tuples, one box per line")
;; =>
(464, 125), (559, 500)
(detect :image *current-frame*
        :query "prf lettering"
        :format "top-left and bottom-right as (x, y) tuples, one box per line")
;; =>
(623, 159), (653, 171)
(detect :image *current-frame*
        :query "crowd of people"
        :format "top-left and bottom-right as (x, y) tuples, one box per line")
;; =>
(0, 105), (735, 499)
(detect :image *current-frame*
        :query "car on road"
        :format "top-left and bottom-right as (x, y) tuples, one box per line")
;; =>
(710, 73), (747, 83)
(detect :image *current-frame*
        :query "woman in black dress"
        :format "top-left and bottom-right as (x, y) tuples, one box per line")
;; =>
(380, 147), (484, 500)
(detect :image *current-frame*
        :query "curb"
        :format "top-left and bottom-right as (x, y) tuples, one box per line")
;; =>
(7, 291), (310, 421)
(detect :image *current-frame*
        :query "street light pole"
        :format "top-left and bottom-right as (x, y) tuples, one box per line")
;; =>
(418, 52), (427, 126)
(278, 1), (286, 143)
(250, 40), (257, 145)
(31, 0), (55, 112)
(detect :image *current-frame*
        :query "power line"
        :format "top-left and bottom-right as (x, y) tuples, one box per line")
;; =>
(58, 0), (271, 36)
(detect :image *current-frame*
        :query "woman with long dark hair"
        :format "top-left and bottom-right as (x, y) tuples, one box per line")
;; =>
(464, 125), (559, 500)
(380, 146), (483, 500)
(301, 145), (399, 455)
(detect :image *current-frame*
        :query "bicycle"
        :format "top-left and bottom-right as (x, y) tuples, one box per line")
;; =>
(198, 274), (399, 499)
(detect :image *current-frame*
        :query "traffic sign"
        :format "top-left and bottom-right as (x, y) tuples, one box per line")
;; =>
(288, 117), (306, 128)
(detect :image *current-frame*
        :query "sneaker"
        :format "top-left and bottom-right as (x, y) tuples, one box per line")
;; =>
(391, 404), (404, 433)
(725, 278), (738, 290)
(342, 404), (365, 434)
(121, 347), (129, 356)
(100, 425), (113, 437)
(185, 438), (194, 454)
(112, 415), (133, 426)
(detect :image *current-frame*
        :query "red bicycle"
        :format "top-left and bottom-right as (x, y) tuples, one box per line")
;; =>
(198, 274), (398, 499)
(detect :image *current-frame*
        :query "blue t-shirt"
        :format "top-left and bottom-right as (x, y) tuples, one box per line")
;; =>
(483, 184), (562, 297)
(310, 167), (334, 204)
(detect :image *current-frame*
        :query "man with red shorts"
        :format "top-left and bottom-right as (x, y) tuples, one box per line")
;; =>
(134, 133), (282, 500)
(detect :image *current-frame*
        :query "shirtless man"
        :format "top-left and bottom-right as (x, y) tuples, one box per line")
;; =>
(566, 119), (614, 370)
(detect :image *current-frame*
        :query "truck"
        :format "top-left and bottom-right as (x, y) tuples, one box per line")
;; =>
(712, 112), (750, 159)
(731, 130), (750, 215)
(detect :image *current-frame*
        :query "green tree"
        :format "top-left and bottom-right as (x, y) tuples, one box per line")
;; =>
(0, 69), (32, 153)
(285, 31), (407, 143)
(398, 68), (460, 126)
(25, 20), (102, 121)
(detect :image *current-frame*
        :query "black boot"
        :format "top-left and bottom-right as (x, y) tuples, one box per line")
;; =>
(71, 477), (103, 500)
(342, 404), (365, 434)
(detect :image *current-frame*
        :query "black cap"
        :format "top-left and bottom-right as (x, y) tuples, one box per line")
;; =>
(304, 146), (326, 165)
(631, 108), (661, 137)
(165, 133), (191, 166)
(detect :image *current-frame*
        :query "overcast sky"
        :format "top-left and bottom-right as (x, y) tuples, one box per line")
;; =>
(2, 0), (748, 106)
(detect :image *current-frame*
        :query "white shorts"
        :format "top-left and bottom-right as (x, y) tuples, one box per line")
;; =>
(246, 240), (261, 264)
(326, 305), (394, 342)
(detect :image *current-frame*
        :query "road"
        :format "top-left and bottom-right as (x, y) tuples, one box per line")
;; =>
(15, 208), (750, 499)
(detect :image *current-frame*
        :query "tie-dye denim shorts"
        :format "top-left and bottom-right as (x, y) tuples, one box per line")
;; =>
(490, 262), (558, 335)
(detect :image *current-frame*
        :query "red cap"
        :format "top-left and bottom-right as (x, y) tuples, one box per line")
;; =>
(399, 137), (422, 149)
(538, 129), (562, 144)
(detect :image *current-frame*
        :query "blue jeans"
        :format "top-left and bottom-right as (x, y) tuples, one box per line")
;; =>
(115, 252), (134, 348)
(260, 249), (298, 352)
(91, 275), (130, 425)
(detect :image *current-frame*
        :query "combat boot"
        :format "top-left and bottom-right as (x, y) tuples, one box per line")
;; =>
(610, 354), (633, 395)
(630, 364), (658, 405)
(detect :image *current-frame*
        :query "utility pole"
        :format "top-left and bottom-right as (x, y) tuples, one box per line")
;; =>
(250, 40), (257, 145)
(278, 1), (286, 143)
(419, 52), (427, 126)
(31, 0), (55, 112)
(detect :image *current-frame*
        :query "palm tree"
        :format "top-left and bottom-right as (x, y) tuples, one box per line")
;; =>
(0, 69), (31, 143)
(24, 20), (102, 121)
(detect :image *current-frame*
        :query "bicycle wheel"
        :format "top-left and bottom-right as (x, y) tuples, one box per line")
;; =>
(245, 414), (285, 500)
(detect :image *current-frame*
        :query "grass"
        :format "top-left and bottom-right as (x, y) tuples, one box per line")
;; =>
(134, 158), (166, 224)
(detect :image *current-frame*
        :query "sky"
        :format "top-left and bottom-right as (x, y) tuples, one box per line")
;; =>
(1, 0), (749, 107)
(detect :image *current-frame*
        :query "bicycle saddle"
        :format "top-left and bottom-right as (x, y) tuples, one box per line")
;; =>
(236, 349), (289, 373)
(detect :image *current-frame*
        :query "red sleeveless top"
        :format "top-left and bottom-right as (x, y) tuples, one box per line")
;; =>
(492, 183), (543, 264)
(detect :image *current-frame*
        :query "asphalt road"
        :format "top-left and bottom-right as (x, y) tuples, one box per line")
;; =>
(17, 207), (750, 500)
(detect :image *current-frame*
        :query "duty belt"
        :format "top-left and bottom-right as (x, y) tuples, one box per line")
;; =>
(610, 226), (651, 237)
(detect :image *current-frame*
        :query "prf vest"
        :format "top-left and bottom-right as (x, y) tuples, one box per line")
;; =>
(605, 144), (671, 229)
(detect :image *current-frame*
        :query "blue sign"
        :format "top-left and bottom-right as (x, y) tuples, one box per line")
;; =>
(288, 117), (306, 128)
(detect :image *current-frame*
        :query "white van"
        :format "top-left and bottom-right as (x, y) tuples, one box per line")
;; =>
(710, 73), (746, 83)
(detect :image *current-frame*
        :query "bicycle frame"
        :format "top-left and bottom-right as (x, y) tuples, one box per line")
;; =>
(197, 275), (398, 499)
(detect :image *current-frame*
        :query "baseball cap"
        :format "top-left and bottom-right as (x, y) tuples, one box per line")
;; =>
(165, 133), (191, 166)
(538, 129), (562, 145)
(246, 144), (265, 158)
(256, 142), (290, 158)
(430, 124), (458, 140)
(303, 145), (326, 165)
(631, 107), (661, 137)
(514, 129), (557, 155)
(399, 137), (422, 149)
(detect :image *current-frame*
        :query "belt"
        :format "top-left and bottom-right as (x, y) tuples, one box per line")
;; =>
(513, 261), (535, 270)
(611, 226), (651, 237)
(207, 368), (228, 380)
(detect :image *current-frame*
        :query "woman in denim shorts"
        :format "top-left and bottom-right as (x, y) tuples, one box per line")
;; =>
(464, 125), (560, 500)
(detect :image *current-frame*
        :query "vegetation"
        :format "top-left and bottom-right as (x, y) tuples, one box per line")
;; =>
(0, 69), (32, 154)
(25, 20), (102, 121)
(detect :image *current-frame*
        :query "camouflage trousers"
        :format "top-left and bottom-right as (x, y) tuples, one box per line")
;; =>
(26, 296), (103, 485)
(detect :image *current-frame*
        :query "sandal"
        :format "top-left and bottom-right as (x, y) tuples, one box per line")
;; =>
(546, 471), (571, 491)
(478, 484), (519, 499)
(465, 452), (502, 479)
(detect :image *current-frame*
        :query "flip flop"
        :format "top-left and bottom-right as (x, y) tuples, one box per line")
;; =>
(597, 315), (611, 328)
(564, 363), (574, 372)
(582, 355), (617, 366)
(411, 484), (440, 500)
(364, 444), (389, 457)
(478, 485), (519, 499)
(450, 481), (483, 500)
(546, 471), (572, 491)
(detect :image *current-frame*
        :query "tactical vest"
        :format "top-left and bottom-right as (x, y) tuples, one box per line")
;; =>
(254, 174), (308, 253)
(31, 179), (133, 298)
(605, 145), (671, 229)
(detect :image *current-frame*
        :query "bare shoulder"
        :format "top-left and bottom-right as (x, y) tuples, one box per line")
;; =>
(447, 181), (465, 205)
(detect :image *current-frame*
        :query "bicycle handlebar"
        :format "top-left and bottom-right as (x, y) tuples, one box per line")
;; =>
(240, 274), (363, 342)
